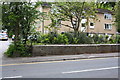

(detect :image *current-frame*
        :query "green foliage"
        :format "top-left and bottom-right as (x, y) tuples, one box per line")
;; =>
(2, 2), (44, 44)
(64, 32), (92, 44)
(54, 34), (69, 44)
(50, 2), (97, 32)
(2, 2), (46, 57)
(115, 35), (120, 43)
(115, 1), (120, 33)
(40, 33), (55, 44)
(37, 32), (93, 44)
(39, 33), (69, 44)
(64, 32), (74, 44)
(4, 43), (15, 57)
(74, 32), (92, 44)
(5, 42), (31, 57)
(96, 2), (115, 11)
(92, 34), (104, 44)
(27, 32), (120, 45)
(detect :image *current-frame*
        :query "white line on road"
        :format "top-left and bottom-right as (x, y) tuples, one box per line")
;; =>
(2, 76), (22, 79)
(62, 66), (120, 74)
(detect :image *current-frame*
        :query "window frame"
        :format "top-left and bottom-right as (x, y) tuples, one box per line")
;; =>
(89, 22), (94, 29)
(104, 13), (112, 20)
(104, 23), (112, 30)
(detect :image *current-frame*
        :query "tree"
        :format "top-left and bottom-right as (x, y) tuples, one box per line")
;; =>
(2, 2), (43, 44)
(2, 1), (46, 56)
(115, 1), (120, 33)
(50, 2), (97, 32)
(96, 2), (116, 11)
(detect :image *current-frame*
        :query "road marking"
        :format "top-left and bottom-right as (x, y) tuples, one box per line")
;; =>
(62, 66), (120, 74)
(2, 76), (22, 79)
(0, 57), (118, 67)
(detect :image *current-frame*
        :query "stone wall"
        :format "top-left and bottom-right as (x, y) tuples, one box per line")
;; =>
(32, 44), (120, 56)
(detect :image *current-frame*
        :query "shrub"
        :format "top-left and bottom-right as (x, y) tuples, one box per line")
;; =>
(36, 32), (119, 44)
(92, 34), (105, 44)
(4, 43), (15, 57)
(39, 33), (69, 44)
(75, 32), (92, 44)
(65, 32), (92, 44)
(115, 35), (120, 43)
(40, 33), (56, 44)
(5, 42), (31, 57)
(64, 32), (74, 44)
(54, 34), (69, 44)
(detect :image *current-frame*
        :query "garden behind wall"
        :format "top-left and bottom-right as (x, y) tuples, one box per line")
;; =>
(32, 44), (120, 56)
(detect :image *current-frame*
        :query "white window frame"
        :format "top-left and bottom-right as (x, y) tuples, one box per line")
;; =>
(104, 13), (112, 20)
(89, 22), (94, 29)
(104, 23), (112, 30)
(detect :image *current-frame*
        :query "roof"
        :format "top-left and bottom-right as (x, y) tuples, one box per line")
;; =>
(41, 3), (52, 7)
(96, 8), (113, 14)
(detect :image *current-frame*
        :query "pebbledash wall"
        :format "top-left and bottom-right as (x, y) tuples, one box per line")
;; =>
(32, 44), (120, 56)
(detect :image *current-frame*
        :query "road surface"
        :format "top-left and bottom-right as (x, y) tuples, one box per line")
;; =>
(1, 57), (119, 78)
(0, 40), (119, 79)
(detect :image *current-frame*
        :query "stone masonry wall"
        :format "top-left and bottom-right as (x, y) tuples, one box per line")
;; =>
(32, 44), (120, 56)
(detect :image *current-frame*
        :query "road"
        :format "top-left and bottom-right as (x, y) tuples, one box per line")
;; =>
(0, 40), (119, 79)
(1, 57), (119, 78)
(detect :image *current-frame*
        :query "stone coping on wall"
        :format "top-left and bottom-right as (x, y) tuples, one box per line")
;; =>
(33, 44), (120, 46)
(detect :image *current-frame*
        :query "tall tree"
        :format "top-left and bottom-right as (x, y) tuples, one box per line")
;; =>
(115, 1), (120, 33)
(50, 2), (97, 32)
(96, 2), (116, 10)
(2, 2), (43, 44)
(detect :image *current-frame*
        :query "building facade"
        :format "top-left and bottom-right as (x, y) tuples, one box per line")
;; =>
(36, 5), (116, 37)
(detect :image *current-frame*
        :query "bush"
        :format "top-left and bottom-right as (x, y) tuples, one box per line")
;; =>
(4, 43), (15, 57)
(115, 35), (120, 43)
(40, 33), (55, 44)
(92, 34), (105, 44)
(64, 32), (92, 44)
(38, 33), (69, 44)
(75, 32), (92, 44)
(5, 42), (31, 57)
(36, 32), (119, 44)
(54, 34), (69, 44)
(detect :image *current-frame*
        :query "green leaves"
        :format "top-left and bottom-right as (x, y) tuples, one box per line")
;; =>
(115, 1), (120, 33)
(50, 2), (97, 32)
(2, 2), (46, 56)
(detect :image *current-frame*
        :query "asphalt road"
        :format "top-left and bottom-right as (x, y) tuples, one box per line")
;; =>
(1, 57), (119, 78)
(0, 40), (119, 79)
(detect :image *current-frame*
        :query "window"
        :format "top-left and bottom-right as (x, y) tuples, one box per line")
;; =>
(90, 22), (94, 26)
(104, 13), (112, 20)
(104, 24), (112, 30)
(81, 23), (86, 32)
(90, 22), (94, 29)
(81, 23), (85, 27)
(81, 19), (87, 23)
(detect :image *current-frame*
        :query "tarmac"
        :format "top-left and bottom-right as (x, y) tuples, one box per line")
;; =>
(2, 52), (120, 65)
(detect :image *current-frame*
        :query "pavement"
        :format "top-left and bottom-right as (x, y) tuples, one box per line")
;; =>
(2, 52), (119, 65)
